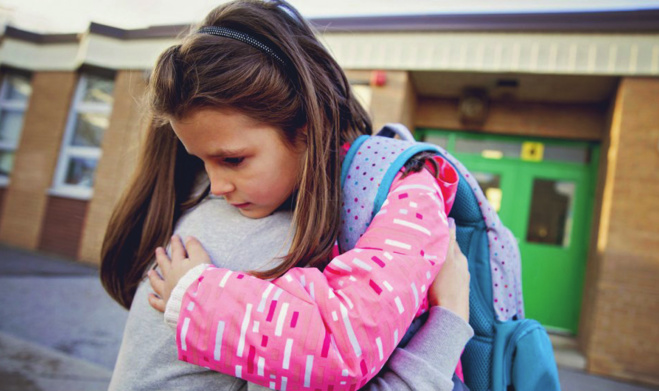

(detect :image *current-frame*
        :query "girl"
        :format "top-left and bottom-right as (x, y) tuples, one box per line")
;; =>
(108, 182), (471, 391)
(102, 1), (471, 390)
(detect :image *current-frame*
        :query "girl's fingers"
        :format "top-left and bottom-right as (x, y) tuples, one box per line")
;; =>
(170, 235), (188, 262)
(184, 236), (212, 265)
(148, 293), (166, 313)
(148, 270), (165, 297)
(447, 228), (456, 258)
(154, 248), (170, 278)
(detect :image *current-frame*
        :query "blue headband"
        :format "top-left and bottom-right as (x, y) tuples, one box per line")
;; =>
(197, 26), (286, 66)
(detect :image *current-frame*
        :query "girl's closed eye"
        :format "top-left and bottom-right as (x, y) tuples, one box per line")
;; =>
(223, 157), (245, 166)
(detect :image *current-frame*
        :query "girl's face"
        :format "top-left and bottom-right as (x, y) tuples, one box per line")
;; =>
(170, 108), (306, 219)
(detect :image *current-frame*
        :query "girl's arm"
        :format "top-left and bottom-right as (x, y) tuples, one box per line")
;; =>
(153, 165), (457, 390)
(243, 307), (472, 391)
(364, 226), (473, 391)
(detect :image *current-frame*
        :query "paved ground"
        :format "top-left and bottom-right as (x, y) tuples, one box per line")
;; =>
(0, 244), (656, 390)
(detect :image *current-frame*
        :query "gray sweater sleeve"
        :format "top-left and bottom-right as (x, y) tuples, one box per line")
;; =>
(363, 306), (474, 391)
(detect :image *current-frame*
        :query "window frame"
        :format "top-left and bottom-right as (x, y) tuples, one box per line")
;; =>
(49, 74), (114, 200)
(0, 73), (32, 187)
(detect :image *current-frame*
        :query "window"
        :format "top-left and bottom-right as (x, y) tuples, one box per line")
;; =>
(454, 136), (590, 164)
(473, 172), (503, 213)
(0, 73), (32, 185)
(51, 74), (115, 199)
(526, 179), (575, 247)
(455, 138), (521, 159)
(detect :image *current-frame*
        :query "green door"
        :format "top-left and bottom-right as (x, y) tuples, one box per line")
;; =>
(418, 130), (598, 334)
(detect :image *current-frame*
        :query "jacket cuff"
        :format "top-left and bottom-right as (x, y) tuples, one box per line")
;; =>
(164, 264), (209, 329)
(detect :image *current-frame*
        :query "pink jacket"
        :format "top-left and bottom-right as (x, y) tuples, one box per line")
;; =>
(174, 159), (458, 390)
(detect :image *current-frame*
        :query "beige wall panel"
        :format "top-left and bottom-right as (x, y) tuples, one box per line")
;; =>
(82, 35), (177, 70)
(416, 97), (606, 140)
(0, 72), (78, 248)
(322, 32), (659, 76)
(584, 77), (659, 386)
(369, 71), (416, 131)
(0, 39), (80, 71)
(78, 71), (148, 265)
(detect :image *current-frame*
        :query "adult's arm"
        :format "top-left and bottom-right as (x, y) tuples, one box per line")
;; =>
(363, 306), (472, 391)
(167, 166), (458, 390)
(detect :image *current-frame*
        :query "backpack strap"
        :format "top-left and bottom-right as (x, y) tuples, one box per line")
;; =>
(427, 145), (525, 321)
(342, 124), (524, 321)
(339, 126), (439, 252)
(377, 123), (415, 141)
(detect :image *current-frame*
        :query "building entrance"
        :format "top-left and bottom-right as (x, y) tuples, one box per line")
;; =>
(419, 129), (599, 334)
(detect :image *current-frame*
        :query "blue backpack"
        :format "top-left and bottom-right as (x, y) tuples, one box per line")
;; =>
(339, 124), (560, 391)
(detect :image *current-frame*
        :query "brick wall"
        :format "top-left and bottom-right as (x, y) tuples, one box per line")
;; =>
(38, 196), (88, 258)
(0, 72), (78, 249)
(0, 187), (6, 223)
(77, 70), (148, 264)
(583, 77), (659, 386)
(578, 95), (614, 361)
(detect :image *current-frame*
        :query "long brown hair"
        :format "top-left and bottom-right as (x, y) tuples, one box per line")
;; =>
(101, 0), (371, 308)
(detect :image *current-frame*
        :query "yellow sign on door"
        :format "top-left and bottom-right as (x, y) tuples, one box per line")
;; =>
(521, 142), (544, 161)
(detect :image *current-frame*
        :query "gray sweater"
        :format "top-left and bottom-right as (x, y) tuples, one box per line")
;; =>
(109, 196), (472, 391)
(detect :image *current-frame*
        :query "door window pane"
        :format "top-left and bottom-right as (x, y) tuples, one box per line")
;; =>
(82, 76), (115, 105)
(543, 144), (590, 164)
(71, 113), (108, 147)
(0, 110), (25, 143)
(526, 179), (575, 247)
(65, 157), (98, 187)
(455, 138), (521, 159)
(4, 75), (32, 102)
(473, 172), (502, 212)
(0, 150), (15, 176)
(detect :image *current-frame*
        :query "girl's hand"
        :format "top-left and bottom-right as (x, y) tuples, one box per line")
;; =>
(428, 226), (470, 322)
(147, 235), (211, 313)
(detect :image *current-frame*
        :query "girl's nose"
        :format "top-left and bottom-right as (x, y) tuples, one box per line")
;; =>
(209, 173), (235, 197)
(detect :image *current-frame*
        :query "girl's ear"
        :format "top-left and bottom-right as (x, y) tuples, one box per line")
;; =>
(295, 124), (309, 150)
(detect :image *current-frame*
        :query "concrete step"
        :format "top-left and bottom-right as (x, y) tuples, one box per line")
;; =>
(550, 333), (587, 370)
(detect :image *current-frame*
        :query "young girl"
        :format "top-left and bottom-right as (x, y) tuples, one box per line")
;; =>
(102, 1), (470, 390)
(106, 138), (470, 391)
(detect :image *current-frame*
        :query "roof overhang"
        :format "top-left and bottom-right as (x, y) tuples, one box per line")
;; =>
(1, 11), (658, 75)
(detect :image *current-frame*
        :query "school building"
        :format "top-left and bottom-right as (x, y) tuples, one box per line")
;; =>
(0, 9), (657, 387)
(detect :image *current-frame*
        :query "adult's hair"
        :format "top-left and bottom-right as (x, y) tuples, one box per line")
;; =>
(101, 0), (372, 308)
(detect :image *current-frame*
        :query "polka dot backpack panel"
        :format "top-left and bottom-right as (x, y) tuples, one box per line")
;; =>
(340, 123), (523, 323)
(338, 125), (435, 252)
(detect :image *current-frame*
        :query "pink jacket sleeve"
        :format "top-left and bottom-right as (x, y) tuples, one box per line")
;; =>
(176, 159), (458, 390)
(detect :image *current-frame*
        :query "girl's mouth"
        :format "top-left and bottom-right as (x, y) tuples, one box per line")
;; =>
(231, 202), (251, 208)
